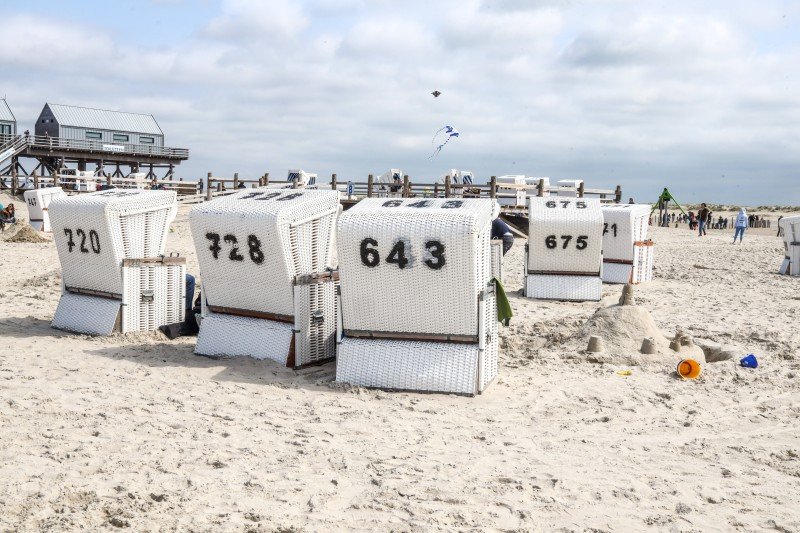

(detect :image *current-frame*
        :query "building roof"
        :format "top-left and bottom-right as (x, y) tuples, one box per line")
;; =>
(0, 99), (16, 122)
(45, 103), (163, 135)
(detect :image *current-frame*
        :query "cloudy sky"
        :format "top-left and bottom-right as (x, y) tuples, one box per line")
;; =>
(1, 0), (798, 203)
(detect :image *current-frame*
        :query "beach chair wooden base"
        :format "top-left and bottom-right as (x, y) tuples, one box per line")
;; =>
(335, 284), (498, 395)
(51, 260), (185, 335)
(602, 241), (654, 284)
(524, 273), (602, 301)
(194, 276), (338, 368)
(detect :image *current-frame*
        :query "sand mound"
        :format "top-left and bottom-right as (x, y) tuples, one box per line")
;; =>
(580, 298), (705, 365)
(5, 224), (50, 243)
(582, 304), (669, 353)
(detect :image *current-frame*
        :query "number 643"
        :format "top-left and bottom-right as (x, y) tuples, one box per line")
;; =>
(359, 238), (446, 270)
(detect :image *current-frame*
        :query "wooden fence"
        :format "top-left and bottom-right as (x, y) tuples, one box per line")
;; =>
(3, 168), (623, 208)
(202, 173), (623, 205)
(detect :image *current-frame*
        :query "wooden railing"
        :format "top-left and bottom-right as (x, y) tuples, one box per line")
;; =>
(328, 175), (621, 203)
(1, 171), (202, 197)
(202, 173), (623, 205)
(3, 134), (189, 159)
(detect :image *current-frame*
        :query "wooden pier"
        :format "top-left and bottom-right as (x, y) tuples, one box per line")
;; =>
(0, 133), (189, 190)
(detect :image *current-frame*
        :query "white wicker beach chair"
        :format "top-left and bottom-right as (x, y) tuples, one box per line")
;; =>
(779, 215), (800, 276)
(335, 197), (498, 395)
(525, 197), (603, 301)
(600, 204), (654, 284)
(23, 187), (67, 232)
(49, 189), (184, 335)
(190, 188), (340, 368)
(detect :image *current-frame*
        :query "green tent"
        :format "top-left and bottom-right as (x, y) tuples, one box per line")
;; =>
(651, 187), (687, 218)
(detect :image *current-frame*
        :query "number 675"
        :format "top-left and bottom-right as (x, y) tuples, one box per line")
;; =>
(545, 235), (588, 250)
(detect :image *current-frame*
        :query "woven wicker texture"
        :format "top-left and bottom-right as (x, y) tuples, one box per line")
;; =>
(600, 204), (651, 262)
(294, 280), (338, 366)
(195, 310), (294, 365)
(337, 197), (494, 337)
(602, 263), (633, 284)
(48, 190), (177, 295)
(52, 293), (120, 335)
(189, 189), (339, 316)
(527, 197), (603, 274)
(23, 187), (67, 232)
(336, 338), (481, 395)
(633, 243), (654, 283)
(490, 240), (502, 281)
(779, 216), (800, 276)
(480, 288), (499, 391)
(525, 274), (602, 301)
(789, 246), (800, 276)
(602, 242), (654, 284)
(335, 286), (498, 394)
(780, 215), (800, 244)
(122, 263), (185, 332)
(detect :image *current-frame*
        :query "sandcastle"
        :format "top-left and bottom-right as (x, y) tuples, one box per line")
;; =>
(581, 284), (704, 364)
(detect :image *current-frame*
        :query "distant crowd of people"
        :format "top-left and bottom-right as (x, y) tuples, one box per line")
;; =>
(650, 203), (778, 244)
(652, 207), (771, 232)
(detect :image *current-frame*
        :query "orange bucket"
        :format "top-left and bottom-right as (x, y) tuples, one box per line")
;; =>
(676, 359), (701, 379)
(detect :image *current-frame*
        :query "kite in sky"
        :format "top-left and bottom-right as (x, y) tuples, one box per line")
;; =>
(430, 125), (459, 157)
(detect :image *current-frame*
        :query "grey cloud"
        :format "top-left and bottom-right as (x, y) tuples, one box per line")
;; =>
(1, 0), (799, 205)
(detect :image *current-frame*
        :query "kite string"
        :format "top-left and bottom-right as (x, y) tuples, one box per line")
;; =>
(429, 126), (457, 158)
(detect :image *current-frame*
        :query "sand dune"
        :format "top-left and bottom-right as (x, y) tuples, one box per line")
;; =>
(1, 194), (798, 531)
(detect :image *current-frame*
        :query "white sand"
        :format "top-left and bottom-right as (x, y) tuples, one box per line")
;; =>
(1, 193), (799, 531)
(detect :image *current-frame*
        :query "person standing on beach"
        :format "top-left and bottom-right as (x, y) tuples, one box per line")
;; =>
(733, 208), (748, 244)
(778, 215), (784, 237)
(698, 203), (709, 236)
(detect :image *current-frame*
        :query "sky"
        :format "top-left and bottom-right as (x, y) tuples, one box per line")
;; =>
(1, 0), (798, 204)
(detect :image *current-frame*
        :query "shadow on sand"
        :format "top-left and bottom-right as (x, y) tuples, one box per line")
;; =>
(86, 337), (337, 392)
(3, 313), (337, 390)
(0, 315), (59, 339)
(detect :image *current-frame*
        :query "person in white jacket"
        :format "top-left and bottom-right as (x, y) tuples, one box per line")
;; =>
(733, 207), (748, 244)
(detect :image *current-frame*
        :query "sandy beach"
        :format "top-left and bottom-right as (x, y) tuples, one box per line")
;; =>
(1, 192), (799, 531)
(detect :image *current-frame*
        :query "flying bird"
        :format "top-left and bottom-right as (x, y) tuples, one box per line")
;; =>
(431, 90), (441, 98)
